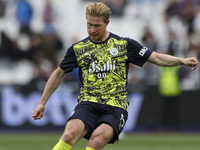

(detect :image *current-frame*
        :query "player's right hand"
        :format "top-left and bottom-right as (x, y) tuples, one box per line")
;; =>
(32, 104), (45, 120)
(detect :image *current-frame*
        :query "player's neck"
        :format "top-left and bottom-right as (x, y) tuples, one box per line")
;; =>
(101, 31), (110, 42)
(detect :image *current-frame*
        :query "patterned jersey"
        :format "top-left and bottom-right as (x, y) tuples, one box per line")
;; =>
(60, 33), (152, 112)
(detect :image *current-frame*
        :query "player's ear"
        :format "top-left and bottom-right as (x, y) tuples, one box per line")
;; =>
(105, 19), (110, 25)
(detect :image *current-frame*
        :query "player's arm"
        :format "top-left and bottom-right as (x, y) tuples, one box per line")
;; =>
(32, 67), (65, 120)
(148, 52), (199, 71)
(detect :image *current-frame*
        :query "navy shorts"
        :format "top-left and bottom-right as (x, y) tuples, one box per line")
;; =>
(67, 101), (128, 143)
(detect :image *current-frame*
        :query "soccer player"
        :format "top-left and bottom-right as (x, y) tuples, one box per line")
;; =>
(32, 2), (199, 150)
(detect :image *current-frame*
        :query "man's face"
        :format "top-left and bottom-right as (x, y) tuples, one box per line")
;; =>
(87, 16), (109, 42)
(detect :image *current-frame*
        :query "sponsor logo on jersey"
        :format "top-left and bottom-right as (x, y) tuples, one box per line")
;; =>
(110, 47), (119, 56)
(89, 60), (116, 73)
(139, 47), (148, 57)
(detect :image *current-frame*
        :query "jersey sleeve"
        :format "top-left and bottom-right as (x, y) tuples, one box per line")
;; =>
(126, 38), (153, 67)
(59, 46), (78, 73)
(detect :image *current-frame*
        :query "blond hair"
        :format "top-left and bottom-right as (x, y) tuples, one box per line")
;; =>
(86, 2), (112, 22)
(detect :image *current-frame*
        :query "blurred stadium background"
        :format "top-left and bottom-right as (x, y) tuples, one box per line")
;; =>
(0, 0), (200, 149)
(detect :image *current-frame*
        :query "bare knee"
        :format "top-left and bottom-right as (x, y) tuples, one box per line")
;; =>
(61, 119), (87, 146)
(61, 130), (75, 143)
(88, 132), (113, 149)
(89, 134), (105, 148)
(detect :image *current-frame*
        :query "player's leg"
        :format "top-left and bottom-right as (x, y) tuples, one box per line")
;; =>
(53, 118), (87, 150)
(86, 123), (114, 150)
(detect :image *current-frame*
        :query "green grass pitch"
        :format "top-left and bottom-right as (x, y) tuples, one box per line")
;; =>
(0, 132), (200, 150)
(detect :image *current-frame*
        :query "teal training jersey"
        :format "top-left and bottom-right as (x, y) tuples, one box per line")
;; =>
(60, 33), (152, 112)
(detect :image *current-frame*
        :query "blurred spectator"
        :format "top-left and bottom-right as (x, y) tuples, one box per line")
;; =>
(189, 33), (200, 60)
(0, 31), (31, 61)
(193, 11), (200, 34)
(0, 0), (6, 17)
(157, 31), (191, 130)
(165, 0), (199, 36)
(167, 30), (179, 54)
(42, 0), (56, 35)
(141, 26), (158, 51)
(43, 0), (55, 24)
(158, 65), (182, 130)
(15, 0), (33, 35)
(179, 0), (197, 35)
(29, 31), (63, 80)
(40, 0), (63, 64)
(98, 0), (127, 17)
(0, 31), (13, 59)
(164, 0), (181, 22)
(110, 0), (127, 17)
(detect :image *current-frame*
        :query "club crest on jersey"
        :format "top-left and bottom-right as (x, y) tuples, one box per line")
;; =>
(110, 47), (119, 56)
